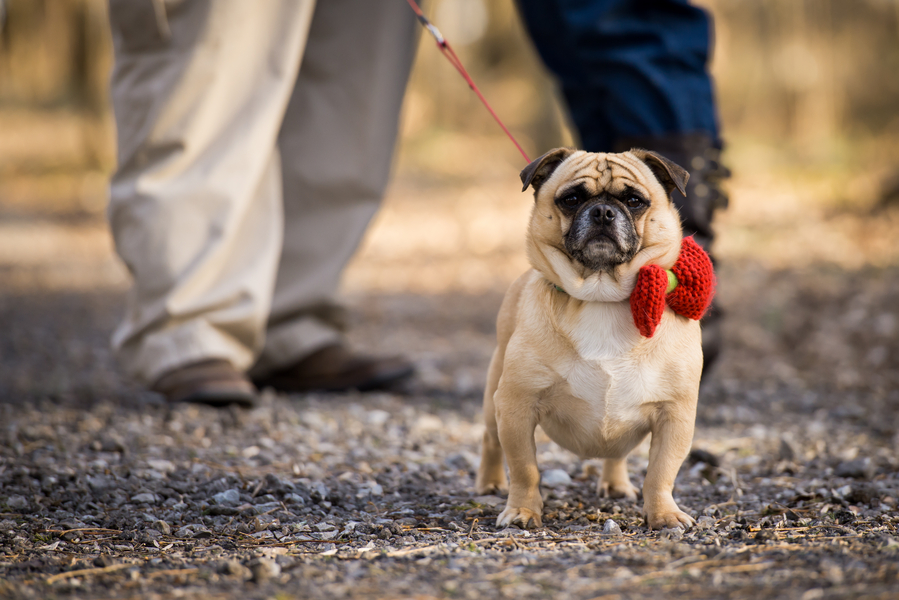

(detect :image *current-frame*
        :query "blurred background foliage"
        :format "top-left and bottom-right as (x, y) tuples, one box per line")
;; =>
(3, 0), (899, 180)
(0, 0), (898, 292)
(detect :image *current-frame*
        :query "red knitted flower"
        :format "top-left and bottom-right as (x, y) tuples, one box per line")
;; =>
(667, 236), (716, 321)
(630, 236), (716, 338)
(630, 264), (668, 337)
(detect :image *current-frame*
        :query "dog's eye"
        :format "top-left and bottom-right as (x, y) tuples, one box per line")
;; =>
(559, 194), (581, 209)
(626, 197), (645, 209)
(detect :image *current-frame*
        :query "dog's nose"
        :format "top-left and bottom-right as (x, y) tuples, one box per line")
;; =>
(590, 205), (616, 226)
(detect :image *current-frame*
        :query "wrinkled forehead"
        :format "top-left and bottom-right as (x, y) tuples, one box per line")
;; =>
(555, 153), (650, 196)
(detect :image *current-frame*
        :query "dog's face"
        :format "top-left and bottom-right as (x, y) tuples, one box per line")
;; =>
(522, 148), (688, 276)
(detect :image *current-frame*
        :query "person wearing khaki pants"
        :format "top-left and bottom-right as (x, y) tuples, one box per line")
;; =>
(107, 0), (418, 405)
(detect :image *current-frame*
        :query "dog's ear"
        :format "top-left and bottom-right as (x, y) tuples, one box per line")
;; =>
(630, 149), (689, 198)
(520, 147), (575, 193)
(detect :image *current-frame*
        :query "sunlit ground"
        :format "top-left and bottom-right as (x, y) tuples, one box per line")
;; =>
(2, 106), (895, 297)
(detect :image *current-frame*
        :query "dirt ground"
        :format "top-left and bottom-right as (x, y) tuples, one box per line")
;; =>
(1, 140), (899, 599)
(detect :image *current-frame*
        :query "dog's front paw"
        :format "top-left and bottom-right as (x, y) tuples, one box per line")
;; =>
(645, 508), (695, 530)
(598, 479), (640, 501)
(496, 506), (543, 529)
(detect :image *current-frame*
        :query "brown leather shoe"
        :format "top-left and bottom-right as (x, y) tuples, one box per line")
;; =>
(151, 359), (256, 407)
(252, 344), (414, 393)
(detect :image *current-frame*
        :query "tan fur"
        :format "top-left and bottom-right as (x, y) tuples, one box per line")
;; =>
(476, 150), (702, 530)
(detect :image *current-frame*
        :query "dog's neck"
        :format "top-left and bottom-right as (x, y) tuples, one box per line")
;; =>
(549, 269), (677, 298)
(537, 243), (679, 304)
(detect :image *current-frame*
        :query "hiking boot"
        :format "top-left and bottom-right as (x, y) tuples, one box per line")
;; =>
(252, 344), (415, 393)
(151, 359), (256, 407)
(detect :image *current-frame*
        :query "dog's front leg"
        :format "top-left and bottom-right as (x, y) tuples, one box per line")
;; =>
(642, 406), (696, 530)
(495, 391), (543, 529)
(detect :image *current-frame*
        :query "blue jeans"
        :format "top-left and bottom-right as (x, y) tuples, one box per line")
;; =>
(518, 0), (720, 151)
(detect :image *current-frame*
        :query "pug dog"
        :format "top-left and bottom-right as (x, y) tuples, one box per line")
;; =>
(475, 148), (705, 530)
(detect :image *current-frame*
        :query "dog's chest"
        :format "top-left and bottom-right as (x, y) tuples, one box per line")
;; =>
(565, 302), (642, 360)
(541, 303), (660, 457)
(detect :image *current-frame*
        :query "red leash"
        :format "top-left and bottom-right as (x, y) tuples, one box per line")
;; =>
(405, 0), (531, 164)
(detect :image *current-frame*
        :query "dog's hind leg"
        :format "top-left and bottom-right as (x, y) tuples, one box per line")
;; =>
(476, 349), (508, 494)
(598, 457), (640, 501)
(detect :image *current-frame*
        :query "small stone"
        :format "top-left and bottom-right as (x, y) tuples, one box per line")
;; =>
(541, 469), (572, 487)
(697, 516), (716, 530)
(212, 488), (241, 506)
(602, 519), (622, 535)
(284, 493), (305, 505)
(85, 475), (113, 491)
(822, 560), (844, 585)
(778, 439), (796, 461)
(834, 509), (856, 525)
(310, 483), (328, 504)
(445, 452), (476, 471)
(754, 529), (775, 543)
(844, 483), (880, 505)
(835, 458), (874, 479)
(248, 557), (280, 583)
(263, 473), (295, 494)
(138, 531), (161, 544)
(6, 495), (29, 511)
(92, 555), (113, 568)
(356, 483), (383, 499)
(146, 459), (175, 473)
(254, 501), (282, 514)
(366, 410), (390, 426)
(218, 560), (252, 580)
(130, 492), (159, 505)
(0, 519), (17, 532)
(153, 520), (171, 536)
(660, 527), (684, 540)
(175, 524), (211, 538)
(100, 436), (126, 453)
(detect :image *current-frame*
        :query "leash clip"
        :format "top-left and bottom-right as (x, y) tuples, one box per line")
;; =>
(416, 15), (446, 46)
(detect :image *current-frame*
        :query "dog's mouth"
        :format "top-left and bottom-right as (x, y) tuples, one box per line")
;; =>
(565, 208), (640, 272)
(568, 235), (637, 271)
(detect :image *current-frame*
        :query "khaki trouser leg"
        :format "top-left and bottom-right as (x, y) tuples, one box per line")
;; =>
(107, 0), (317, 384)
(250, 0), (419, 377)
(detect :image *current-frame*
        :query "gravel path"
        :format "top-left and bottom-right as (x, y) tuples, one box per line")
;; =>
(1, 260), (898, 599)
